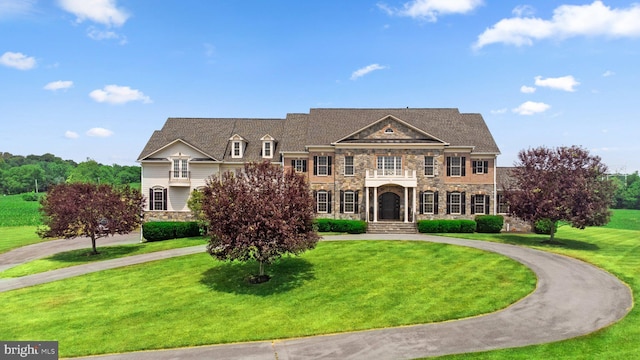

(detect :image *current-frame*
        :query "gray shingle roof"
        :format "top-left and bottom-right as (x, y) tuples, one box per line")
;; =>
(138, 108), (500, 161)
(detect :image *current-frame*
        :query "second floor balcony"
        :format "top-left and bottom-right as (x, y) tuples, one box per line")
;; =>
(365, 169), (417, 188)
(169, 171), (191, 186)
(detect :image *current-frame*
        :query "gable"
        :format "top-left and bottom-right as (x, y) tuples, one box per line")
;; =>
(140, 139), (215, 161)
(335, 115), (447, 145)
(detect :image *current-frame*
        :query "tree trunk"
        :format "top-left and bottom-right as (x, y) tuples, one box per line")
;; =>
(549, 220), (557, 243)
(91, 235), (98, 255)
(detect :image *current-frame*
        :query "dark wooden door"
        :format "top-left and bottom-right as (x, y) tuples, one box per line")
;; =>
(379, 192), (400, 220)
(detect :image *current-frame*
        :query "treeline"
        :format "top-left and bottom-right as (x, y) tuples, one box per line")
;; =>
(0, 152), (140, 195)
(610, 172), (640, 210)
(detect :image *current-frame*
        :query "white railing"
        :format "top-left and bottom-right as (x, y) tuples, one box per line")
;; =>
(366, 169), (416, 179)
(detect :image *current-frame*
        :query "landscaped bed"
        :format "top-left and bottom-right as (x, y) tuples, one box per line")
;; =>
(0, 240), (535, 358)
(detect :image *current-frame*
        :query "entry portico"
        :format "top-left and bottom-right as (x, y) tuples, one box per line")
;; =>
(365, 169), (417, 223)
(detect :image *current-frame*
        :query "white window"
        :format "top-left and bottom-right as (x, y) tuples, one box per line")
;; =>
(232, 141), (243, 158)
(293, 159), (306, 172)
(384, 128), (394, 134)
(473, 194), (487, 214)
(377, 156), (402, 176)
(424, 156), (434, 176)
(150, 187), (166, 211)
(317, 191), (328, 213)
(497, 193), (509, 214)
(422, 191), (435, 214)
(172, 159), (188, 178)
(343, 191), (355, 213)
(449, 156), (463, 176)
(344, 156), (354, 176)
(263, 141), (273, 158)
(450, 192), (462, 215)
(317, 156), (328, 176)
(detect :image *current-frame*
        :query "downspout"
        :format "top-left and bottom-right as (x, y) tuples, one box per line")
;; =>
(493, 158), (497, 215)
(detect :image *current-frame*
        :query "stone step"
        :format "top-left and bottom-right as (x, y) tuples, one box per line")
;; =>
(367, 222), (417, 234)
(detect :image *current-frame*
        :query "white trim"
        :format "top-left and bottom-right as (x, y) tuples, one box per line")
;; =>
(332, 114), (450, 145)
(138, 139), (218, 162)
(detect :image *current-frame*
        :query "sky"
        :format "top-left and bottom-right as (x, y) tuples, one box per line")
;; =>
(1, 0), (639, 173)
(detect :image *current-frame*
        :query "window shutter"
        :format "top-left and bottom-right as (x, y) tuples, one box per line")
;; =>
(355, 191), (359, 213)
(327, 156), (332, 175)
(483, 161), (489, 174)
(313, 191), (317, 213)
(163, 188), (167, 210)
(149, 189), (153, 210)
(313, 156), (318, 175)
(446, 191), (451, 214)
(434, 191), (439, 214)
(340, 190), (344, 213)
(461, 192), (466, 214)
(291, 160), (295, 168)
(461, 157), (466, 176)
(446, 157), (451, 176)
(471, 195), (476, 214)
(485, 195), (490, 215)
(302, 160), (307, 172)
(327, 191), (332, 213)
(418, 191), (424, 214)
(472, 161), (477, 174)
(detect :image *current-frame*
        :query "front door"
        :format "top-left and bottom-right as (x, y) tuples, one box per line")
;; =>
(379, 192), (400, 220)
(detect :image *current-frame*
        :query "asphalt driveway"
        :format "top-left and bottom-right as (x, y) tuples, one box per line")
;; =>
(0, 233), (632, 359)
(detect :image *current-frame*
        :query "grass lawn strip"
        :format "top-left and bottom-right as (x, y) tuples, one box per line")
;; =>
(0, 237), (207, 278)
(432, 224), (639, 360)
(0, 241), (535, 358)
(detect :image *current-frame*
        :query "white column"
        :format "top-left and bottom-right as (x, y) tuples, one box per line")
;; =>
(365, 187), (370, 222)
(404, 187), (408, 223)
(412, 187), (417, 222)
(373, 187), (378, 222)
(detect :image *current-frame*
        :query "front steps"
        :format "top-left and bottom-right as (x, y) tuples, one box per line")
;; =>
(367, 221), (417, 234)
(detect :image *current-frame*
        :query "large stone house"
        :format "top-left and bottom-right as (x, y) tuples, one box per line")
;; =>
(137, 108), (509, 228)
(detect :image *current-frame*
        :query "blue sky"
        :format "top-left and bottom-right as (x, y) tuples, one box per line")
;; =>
(1, 0), (639, 173)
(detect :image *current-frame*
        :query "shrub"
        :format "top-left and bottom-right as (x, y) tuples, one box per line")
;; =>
(533, 218), (558, 235)
(475, 215), (504, 233)
(418, 220), (476, 233)
(459, 220), (477, 233)
(21, 192), (40, 202)
(143, 221), (201, 242)
(314, 219), (367, 234)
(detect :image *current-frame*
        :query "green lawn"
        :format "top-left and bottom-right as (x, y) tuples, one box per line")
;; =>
(605, 209), (640, 231)
(0, 237), (207, 278)
(0, 226), (46, 254)
(432, 224), (639, 359)
(0, 241), (535, 358)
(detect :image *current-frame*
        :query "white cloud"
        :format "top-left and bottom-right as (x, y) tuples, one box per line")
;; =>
(512, 5), (535, 17)
(474, 1), (640, 49)
(44, 80), (73, 91)
(520, 85), (536, 93)
(351, 64), (387, 80)
(89, 85), (152, 104)
(513, 101), (551, 115)
(534, 75), (580, 92)
(379, 0), (483, 22)
(602, 70), (615, 77)
(86, 127), (113, 137)
(58, 0), (129, 27)
(0, 0), (36, 18)
(490, 108), (508, 114)
(65, 130), (79, 139)
(0, 51), (36, 70)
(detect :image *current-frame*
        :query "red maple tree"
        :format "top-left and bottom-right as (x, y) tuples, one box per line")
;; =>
(38, 183), (145, 254)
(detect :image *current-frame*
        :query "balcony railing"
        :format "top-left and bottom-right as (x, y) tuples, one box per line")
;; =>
(169, 171), (191, 186)
(365, 169), (417, 187)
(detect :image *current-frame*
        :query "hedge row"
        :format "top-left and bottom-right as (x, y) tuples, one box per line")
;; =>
(474, 215), (504, 233)
(315, 219), (367, 234)
(417, 219), (477, 233)
(142, 221), (201, 242)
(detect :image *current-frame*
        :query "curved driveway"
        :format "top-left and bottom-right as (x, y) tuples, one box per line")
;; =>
(0, 233), (633, 359)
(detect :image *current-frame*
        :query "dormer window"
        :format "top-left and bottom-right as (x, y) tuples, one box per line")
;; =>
(260, 134), (276, 159)
(229, 134), (246, 159)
